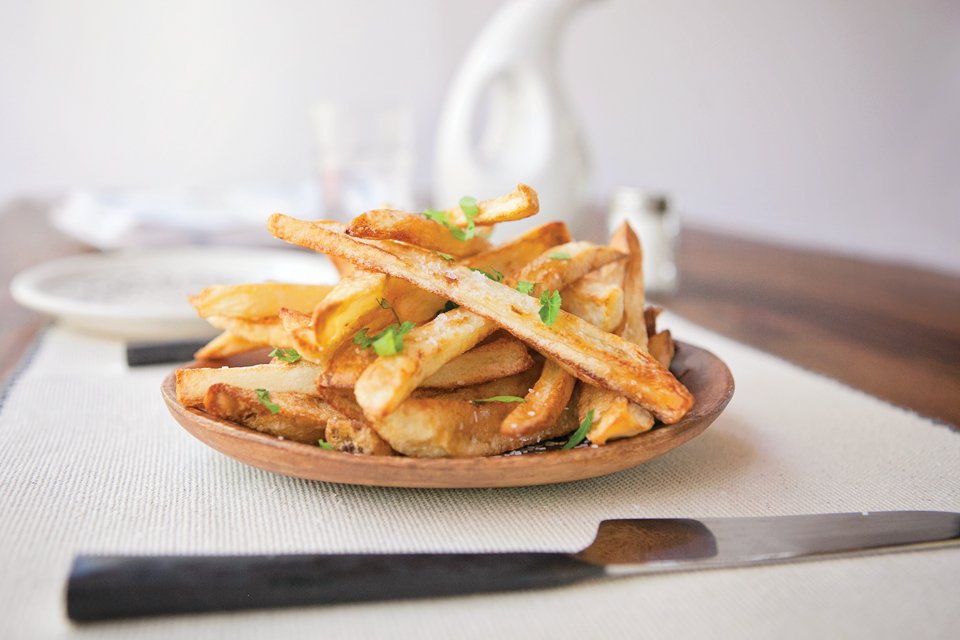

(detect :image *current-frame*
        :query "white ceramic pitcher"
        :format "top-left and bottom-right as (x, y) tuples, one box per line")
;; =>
(433, 0), (599, 236)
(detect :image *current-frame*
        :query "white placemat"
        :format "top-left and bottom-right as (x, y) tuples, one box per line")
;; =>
(0, 315), (957, 639)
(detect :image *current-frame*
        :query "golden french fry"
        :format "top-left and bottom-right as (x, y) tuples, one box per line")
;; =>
(317, 336), (533, 389)
(578, 384), (656, 445)
(176, 361), (324, 408)
(645, 305), (662, 337)
(348, 210), (492, 258)
(609, 222), (648, 348)
(203, 383), (340, 444)
(561, 280), (624, 333)
(194, 331), (260, 360)
(444, 183), (540, 227)
(310, 270), (390, 354)
(269, 214), (691, 424)
(205, 316), (296, 350)
(648, 329), (675, 369)
(324, 418), (396, 456)
(351, 240), (626, 421)
(189, 283), (333, 319)
(581, 221), (656, 444)
(500, 360), (576, 437)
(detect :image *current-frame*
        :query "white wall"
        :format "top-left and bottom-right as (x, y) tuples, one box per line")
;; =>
(1, 0), (957, 273)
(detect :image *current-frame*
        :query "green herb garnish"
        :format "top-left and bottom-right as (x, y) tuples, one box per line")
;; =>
(470, 267), (504, 282)
(471, 395), (526, 404)
(377, 297), (401, 324)
(562, 409), (594, 450)
(442, 300), (459, 312)
(317, 438), (334, 450)
(255, 388), (280, 414)
(268, 347), (301, 363)
(435, 251), (455, 262)
(538, 290), (562, 326)
(368, 321), (416, 357)
(516, 281), (536, 294)
(549, 252), (572, 261)
(422, 196), (479, 242)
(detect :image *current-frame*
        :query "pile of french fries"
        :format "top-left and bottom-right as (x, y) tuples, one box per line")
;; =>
(175, 184), (693, 458)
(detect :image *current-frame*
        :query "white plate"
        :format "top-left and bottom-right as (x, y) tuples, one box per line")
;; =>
(10, 247), (338, 340)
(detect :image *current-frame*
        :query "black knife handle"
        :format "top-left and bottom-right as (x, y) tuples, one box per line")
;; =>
(67, 552), (605, 622)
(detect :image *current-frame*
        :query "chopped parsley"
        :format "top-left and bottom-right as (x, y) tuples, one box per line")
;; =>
(549, 252), (572, 261)
(442, 300), (459, 312)
(255, 388), (280, 415)
(377, 297), (401, 323)
(422, 195), (479, 242)
(516, 281), (536, 294)
(435, 251), (455, 262)
(470, 267), (504, 282)
(317, 438), (334, 450)
(538, 290), (562, 326)
(562, 409), (594, 450)
(268, 347), (301, 363)
(354, 321), (416, 357)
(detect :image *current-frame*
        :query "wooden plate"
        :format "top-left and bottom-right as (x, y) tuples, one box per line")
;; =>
(161, 342), (734, 488)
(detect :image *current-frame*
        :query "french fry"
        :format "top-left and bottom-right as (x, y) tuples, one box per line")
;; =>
(648, 329), (675, 369)
(561, 280), (624, 333)
(190, 283), (333, 319)
(176, 361), (324, 408)
(500, 360), (576, 437)
(269, 214), (691, 424)
(348, 210), (492, 258)
(350, 240), (626, 421)
(581, 222), (656, 444)
(444, 183), (539, 227)
(310, 271), (390, 357)
(205, 316), (296, 350)
(609, 222), (648, 348)
(317, 336), (533, 389)
(194, 331), (260, 360)
(324, 418), (396, 456)
(203, 383), (339, 444)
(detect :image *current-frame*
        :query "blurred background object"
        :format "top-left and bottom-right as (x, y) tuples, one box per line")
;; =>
(312, 101), (416, 218)
(0, 0), (958, 273)
(433, 0), (593, 238)
(608, 188), (679, 294)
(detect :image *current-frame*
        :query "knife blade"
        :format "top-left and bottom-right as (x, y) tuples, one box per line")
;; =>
(66, 510), (959, 622)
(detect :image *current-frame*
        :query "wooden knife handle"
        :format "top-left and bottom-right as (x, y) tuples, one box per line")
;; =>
(67, 552), (604, 621)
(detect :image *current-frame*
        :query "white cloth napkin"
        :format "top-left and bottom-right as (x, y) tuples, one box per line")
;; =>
(0, 315), (957, 639)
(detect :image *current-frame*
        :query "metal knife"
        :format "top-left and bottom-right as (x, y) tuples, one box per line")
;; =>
(66, 510), (959, 622)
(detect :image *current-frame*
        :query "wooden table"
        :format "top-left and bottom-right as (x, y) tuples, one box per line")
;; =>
(2, 202), (958, 428)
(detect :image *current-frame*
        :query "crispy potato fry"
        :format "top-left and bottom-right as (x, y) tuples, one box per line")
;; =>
(609, 222), (648, 348)
(310, 271), (390, 357)
(561, 280), (624, 333)
(189, 283), (333, 319)
(317, 336), (533, 389)
(176, 361), (324, 408)
(645, 305), (662, 337)
(578, 384), (656, 445)
(350, 240), (626, 421)
(445, 183), (539, 227)
(205, 316), (296, 350)
(348, 210), (492, 258)
(648, 329), (675, 369)
(580, 221), (656, 443)
(203, 383), (339, 444)
(500, 360), (576, 437)
(194, 331), (260, 360)
(324, 418), (396, 456)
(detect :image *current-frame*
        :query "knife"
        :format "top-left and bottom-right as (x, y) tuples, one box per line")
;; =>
(66, 510), (959, 622)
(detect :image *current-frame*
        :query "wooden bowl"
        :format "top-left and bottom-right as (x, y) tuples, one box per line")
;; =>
(161, 341), (734, 488)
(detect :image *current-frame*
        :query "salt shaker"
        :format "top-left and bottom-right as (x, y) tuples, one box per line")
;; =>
(607, 188), (679, 294)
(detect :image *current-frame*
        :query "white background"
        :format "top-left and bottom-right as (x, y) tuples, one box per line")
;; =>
(1, 0), (957, 273)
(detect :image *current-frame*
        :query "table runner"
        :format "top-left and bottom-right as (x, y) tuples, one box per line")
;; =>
(1, 314), (957, 639)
